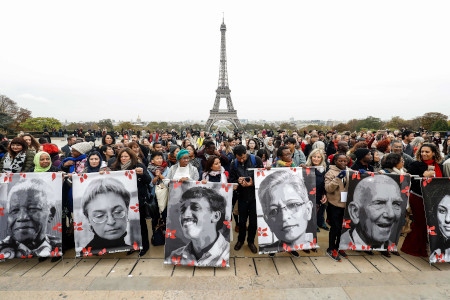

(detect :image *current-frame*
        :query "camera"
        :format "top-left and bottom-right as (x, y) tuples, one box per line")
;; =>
(244, 177), (251, 183)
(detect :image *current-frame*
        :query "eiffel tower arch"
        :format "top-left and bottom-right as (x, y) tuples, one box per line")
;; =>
(205, 18), (242, 133)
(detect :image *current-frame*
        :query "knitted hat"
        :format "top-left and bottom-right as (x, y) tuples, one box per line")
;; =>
(354, 148), (371, 161)
(71, 141), (93, 155)
(169, 145), (180, 154)
(176, 149), (189, 161)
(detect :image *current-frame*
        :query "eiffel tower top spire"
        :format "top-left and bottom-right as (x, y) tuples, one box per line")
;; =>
(218, 17), (230, 92)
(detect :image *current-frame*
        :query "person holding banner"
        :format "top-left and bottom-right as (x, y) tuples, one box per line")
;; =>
(401, 143), (444, 257)
(111, 148), (151, 256)
(325, 153), (350, 262)
(0, 178), (62, 259)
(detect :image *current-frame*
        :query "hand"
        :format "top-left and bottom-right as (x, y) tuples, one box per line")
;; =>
(337, 170), (346, 179)
(135, 167), (143, 175)
(155, 170), (161, 176)
(201, 179), (207, 184)
(358, 169), (366, 174)
(320, 195), (327, 204)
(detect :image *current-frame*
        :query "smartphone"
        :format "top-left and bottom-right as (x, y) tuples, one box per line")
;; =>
(245, 177), (251, 183)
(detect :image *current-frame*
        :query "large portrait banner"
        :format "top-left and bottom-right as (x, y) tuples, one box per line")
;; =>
(339, 173), (410, 252)
(164, 181), (233, 267)
(422, 177), (450, 263)
(255, 167), (318, 254)
(0, 172), (63, 260)
(73, 171), (142, 257)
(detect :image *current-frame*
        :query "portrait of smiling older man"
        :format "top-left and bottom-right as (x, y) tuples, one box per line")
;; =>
(168, 186), (229, 267)
(340, 175), (404, 250)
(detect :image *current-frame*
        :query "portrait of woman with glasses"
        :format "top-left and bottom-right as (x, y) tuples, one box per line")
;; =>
(79, 177), (132, 255)
(257, 169), (314, 254)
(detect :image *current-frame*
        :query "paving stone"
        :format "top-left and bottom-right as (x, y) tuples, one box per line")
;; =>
(193, 266), (214, 277)
(0, 259), (23, 276)
(86, 258), (118, 277)
(347, 256), (379, 273)
(253, 257), (277, 275)
(214, 257), (235, 277)
(42, 258), (79, 278)
(401, 270), (450, 285)
(306, 272), (410, 288)
(148, 245), (165, 259)
(22, 258), (61, 277)
(107, 258), (137, 277)
(272, 257), (298, 275)
(344, 283), (449, 300)
(291, 257), (320, 274)
(364, 255), (400, 272)
(252, 274), (315, 289)
(234, 257), (256, 276)
(385, 255), (421, 272)
(131, 258), (173, 277)
(431, 261), (450, 271)
(1, 259), (39, 277)
(400, 254), (439, 272)
(311, 256), (359, 274)
(65, 258), (99, 277)
(172, 265), (194, 277)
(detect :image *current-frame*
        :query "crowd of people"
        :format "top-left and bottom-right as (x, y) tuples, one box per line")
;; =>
(0, 127), (449, 262)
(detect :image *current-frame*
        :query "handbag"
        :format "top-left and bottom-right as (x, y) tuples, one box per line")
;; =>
(143, 194), (159, 220)
(155, 183), (169, 213)
(151, 218), (166, 246)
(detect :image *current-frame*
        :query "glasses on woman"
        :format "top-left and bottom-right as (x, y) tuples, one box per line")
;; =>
(91, 210), (126, 224)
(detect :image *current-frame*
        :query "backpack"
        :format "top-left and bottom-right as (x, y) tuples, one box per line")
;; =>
(234, 154), (257, 169)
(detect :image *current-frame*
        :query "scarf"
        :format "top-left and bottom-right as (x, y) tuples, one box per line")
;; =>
(120, 160), (132, 170)
(202, 166), (228, 183)
(2, 151), (27, 173)
(275, 160), (296, 167)
(33, 151), (51, 172)
(86, 151), (103, 173)
(423, 159), (442, 177)
(148, 161), (168, 175)
(61, 154), (87, 173)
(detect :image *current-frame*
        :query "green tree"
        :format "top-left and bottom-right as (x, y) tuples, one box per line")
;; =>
(420, 112), (448, 131)
(0, 94), (32, 132)
(20, 117), (62, 132)
(431, 119), (448, 131)
(356, 116), (382, 132)
(98, 119), (114, 131)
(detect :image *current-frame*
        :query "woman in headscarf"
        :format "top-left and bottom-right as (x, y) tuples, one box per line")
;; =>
(0, 137), (35, 173)
(32, 151), (60, 172)
(82, 151), (106, 173)
(166, 149), (200, 182)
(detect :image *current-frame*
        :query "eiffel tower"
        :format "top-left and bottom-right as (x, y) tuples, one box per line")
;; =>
(205, 18), (242, 132)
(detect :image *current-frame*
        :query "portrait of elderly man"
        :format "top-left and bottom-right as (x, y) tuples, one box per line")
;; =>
(0, 178), (62, 259)
(340, 175), (404, 250)
(168, 186), (230, 267)
(257, 170), (314, 253)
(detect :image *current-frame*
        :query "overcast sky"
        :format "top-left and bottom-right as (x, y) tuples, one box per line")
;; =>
(1, 0), (449, 124)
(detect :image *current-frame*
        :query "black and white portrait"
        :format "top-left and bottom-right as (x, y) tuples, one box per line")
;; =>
(73, 171), (142, 257)
(422, 178), (450, 263)
(164, 181), (233, 267)
(0, 173), (62, 259)
(255, 168), (317, 254)
(339, 174), (409, 251)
